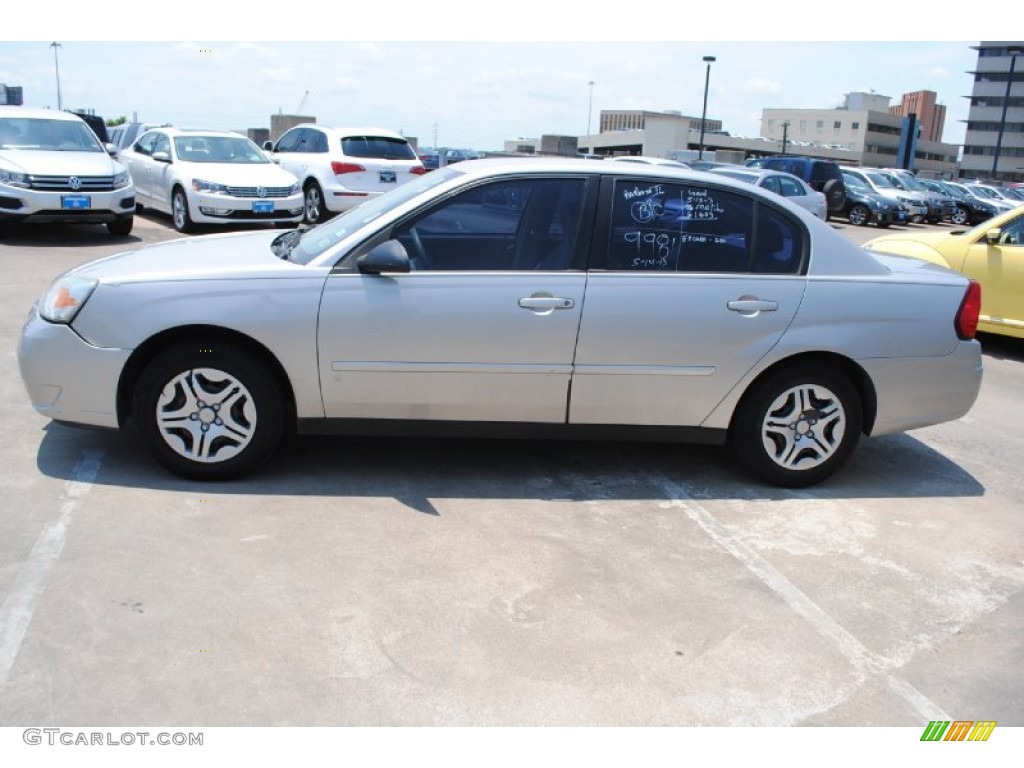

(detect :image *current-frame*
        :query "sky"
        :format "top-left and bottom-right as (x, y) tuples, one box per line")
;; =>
(1, 8), (995, 152)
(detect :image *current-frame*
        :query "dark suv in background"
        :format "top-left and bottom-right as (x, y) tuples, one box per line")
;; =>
(746, 156), (846, 218)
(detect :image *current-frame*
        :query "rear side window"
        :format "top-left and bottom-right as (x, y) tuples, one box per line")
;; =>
(810, 162), (840, 184)
(607, 180), (803, 274)
(342, 136), (416, 160)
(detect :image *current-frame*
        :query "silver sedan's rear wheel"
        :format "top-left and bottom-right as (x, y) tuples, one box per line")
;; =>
(951, 205), (970, 226)
(731, 364), (862, 487)
(133, 343), (285, 479)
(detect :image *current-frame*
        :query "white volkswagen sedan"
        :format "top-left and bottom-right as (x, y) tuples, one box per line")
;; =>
(18, 159), (983, 487)
(119, 128), (303, 232)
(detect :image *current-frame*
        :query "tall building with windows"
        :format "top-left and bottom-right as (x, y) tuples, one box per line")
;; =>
(889, 90), (946, 143)
(962, 41), (1024, 181)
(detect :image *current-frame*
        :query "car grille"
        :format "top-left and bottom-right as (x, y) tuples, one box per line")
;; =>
(224, 186), (294, 198)
(28, 175), (118, 192)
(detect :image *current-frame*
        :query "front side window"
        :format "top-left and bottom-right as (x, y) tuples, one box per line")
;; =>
(392, 177), (586, 271)
(132, 131), (159, 156)
(995, 216), (1024, 246)
(607, 180), (802, 274)
(274, 128), (302, 153)
(152, 133), (170, 157)
(777, 176), (803, 197)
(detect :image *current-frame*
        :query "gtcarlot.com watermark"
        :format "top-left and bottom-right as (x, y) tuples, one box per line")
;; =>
(23, 728), (203, 747)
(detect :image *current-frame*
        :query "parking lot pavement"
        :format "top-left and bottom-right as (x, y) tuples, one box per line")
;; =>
(1, 217), (1022, 727)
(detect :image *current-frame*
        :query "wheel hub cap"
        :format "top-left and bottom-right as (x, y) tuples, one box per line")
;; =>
(156, 368), (257, 463)
(761, 386), (845, 470)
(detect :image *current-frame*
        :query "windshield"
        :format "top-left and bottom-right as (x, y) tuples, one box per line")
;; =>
(0, 117), (103, 152)
(969, 186), (1000, 200)
(173, 135), (268, 163)
(896, 175), (927, 192)
(844, 177), (870, 193)
(865, 172), (896, 189)
(287, 166), (464, 265)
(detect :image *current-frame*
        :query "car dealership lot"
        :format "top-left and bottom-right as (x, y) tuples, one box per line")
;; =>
(1, 216), (1022, 726)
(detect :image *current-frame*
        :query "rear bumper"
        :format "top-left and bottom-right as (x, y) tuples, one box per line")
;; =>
(859, 341), (983, 436)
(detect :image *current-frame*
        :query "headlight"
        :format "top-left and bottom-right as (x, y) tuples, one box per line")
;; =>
(0, 166), (30, 188)
(38, 276), (98, 324)
(192, 178), (228, 194)
(287, 182), (300, 195)
(113, 170), (130, 189)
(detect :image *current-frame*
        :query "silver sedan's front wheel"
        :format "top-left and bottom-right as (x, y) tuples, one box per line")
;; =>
(731, 364), (862, 487)
(133, 343), (286, 479)
(156, 368), (258, 464)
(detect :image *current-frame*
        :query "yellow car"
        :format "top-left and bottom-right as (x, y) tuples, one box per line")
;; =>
(864, 206), (1024, 339)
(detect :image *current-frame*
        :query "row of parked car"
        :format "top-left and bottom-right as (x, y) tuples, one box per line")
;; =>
(3, 104), (1023, 243)
(0, 105), (426, 236)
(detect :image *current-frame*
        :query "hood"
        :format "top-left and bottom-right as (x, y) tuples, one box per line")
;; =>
(66, 229), (309, 284)
(178, 162), (298, 187)
(0, 148), (123, 176)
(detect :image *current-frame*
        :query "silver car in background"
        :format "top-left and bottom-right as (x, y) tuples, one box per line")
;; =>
(18, 159), (983, 487)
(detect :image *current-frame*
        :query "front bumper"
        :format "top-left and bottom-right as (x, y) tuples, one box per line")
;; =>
(17, 310), (130, 430)
(189, 191), (305, 224)
(0, 183), (135, 224)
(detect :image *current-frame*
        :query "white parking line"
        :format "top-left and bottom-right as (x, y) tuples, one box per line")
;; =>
(653, 473), (951, 723)
(0, 449), (105, 688)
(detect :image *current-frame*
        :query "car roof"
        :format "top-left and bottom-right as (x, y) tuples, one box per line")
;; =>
(143, 127), (248, 139)
(0, 105), (90, 122)
(289, 123), (408, 140)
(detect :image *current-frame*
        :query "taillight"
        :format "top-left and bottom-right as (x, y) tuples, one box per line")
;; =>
(331, 161), (364, 175)
(410, 166), (426, 176)
(955, 279), (981, 340)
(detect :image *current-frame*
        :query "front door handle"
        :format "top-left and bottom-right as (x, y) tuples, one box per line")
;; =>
(727, 298), (778, 315)
(518, 297), (575, 311)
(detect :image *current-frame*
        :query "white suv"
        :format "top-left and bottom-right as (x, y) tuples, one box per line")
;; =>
(0, 106), (135, 237)
(264, 125), (424, 224)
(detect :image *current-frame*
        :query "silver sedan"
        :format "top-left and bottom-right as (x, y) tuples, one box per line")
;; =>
(18, 158), (983, 487)
(708, 166), (828, 220)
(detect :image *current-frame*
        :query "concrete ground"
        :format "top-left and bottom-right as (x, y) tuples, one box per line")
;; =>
(1, 212), (1021, 729)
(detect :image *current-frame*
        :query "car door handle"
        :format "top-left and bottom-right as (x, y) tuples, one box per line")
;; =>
(518, 297), (575, 311)
(727, 299), (778, 313)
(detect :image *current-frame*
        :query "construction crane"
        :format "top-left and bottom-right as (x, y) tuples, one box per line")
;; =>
(297, 90), (310, 115)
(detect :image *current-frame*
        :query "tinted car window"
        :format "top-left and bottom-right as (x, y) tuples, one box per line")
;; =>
(393, 178), (585, 271)
(342, 136), (417, 160)
(274, 128), (302, 153)
(608, 180), (802, 274)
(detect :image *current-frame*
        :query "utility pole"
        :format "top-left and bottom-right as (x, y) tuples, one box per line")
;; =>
(698, 55), (715, 160)
(50, 42), (63, 110)
(781, 121), (790, 155)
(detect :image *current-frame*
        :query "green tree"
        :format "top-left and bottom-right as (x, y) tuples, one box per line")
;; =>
(106, 116), (128, 127)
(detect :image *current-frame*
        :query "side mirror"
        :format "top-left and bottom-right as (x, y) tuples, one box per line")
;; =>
(263, 141), (274, 151)
(357, 240), (410, 274)
(152, 151), (171, 164)
(985, 228), (1002, 245)
(104, 142), (118, 156)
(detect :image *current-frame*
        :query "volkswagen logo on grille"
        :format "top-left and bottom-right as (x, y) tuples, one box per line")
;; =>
(69, 176), (82, 190)
(257, 186), (267, 198)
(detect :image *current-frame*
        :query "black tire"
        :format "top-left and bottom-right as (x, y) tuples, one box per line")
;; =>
(951, 205), (970, 226)
(132, 342), (286, 480)
(823, 179), (846, 213)
(107, 217), (134, 237)
(730, 364), (862, 488)
(847, 204), (870, 227)
(303, 181), (326, 225)
(171, 187), (194, 233)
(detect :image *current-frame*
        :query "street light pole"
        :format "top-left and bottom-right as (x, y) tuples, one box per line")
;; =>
(50, 41), (63, 110)
(586, 81), (595, 137)
(992, 46), (1022, 179)
(781, 121), (791, 155)
(698, 55), (716, 161)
